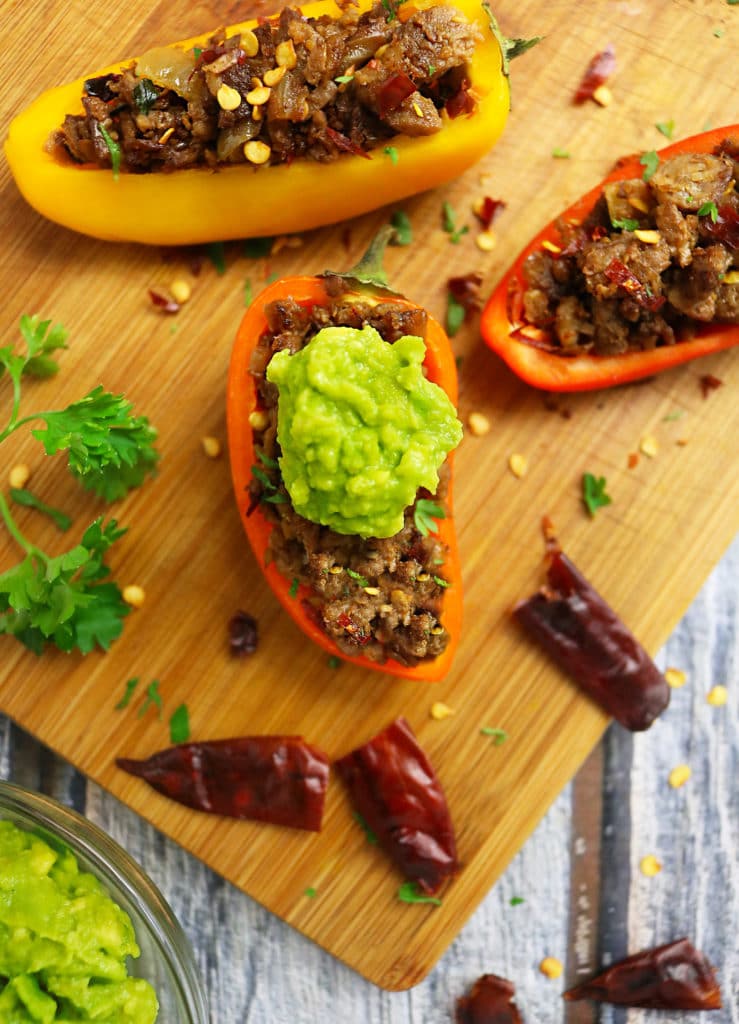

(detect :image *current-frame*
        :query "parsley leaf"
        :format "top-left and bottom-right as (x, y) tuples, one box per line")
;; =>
(98, 124), (121, 180)
(640, 150), (659, 182)
(169, 703), (191, 744)
(31, 386), (159, 502)
(133, 79), (159, 115)
(697, 200), (719, 223)
(288, 577), (300, 598)
(432, 575), (450, 588)
(304, 886), (317, 898)
(442, 202), (469, 244)
(384, 146), (399, 166)
(115, 677), (140, 710)
(446, 294), (466, 337)
(0, 516), (129, 654)
(413, 499), (445, 537)
(397, 881), (442, 906)
(510, 896), (526, 906)
(390, 210), (412, 246)
(335, 74), (354, 84)
(480, 726), (508, 745)
(552, 147), (571, 159)
(138, 679), (163, 720)
(10, 488), (72, 532)
(16, 316), (68, 380)
(611, 217), (640, 232)
(346, 568), (369, 587)
(655, 119), (675, 139)
(582, 472), (612, 516)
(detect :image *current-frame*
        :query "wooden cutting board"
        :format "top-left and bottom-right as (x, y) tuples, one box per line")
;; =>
(1, 0), (737, 992)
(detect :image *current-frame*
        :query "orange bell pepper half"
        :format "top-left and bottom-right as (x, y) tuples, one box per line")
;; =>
(226, 246), (462, 681)
(480, 125), (739, 392)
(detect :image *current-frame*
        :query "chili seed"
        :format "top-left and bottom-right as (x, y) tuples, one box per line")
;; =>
(244, 140), (271, 165)
(8, 463), (31, 489)
(263, 65), (286, 87)
(639, 854), (662, 877)
(242, 29), (260, 57)
(246, 86), (271, 106)
(201, 436), (222, 459)
(275, 39), (297, 68)
(508, 453), (528, 478)
(170, 278), (191, 304)
(475, 231), (496, 252)
(640, 434), (659, 458)
(122, 584), (146, 608)
(248, 410), (269, 431)
(329, 565), (343, 575)
(416, 573), (431, 582)
(430, 625), (444, 635)
(217, 83), (242, 111)
(252, 105), (263, 122)
(158, 126), (175, 144)
(363, 586), (380, 595)
(413, 102), (423, 117)
(665, 667), (687, 689)
(539, 957), (563, 979)
(467, 411), (491, 436)
(707, 684), (728, 706)
(541, 239), (562, 254)
(592, 84), (612, 106)
(634, 229), (661, 244)
(430, 701), (455, 720)
(723, 270), (739, 285)
(629, 196), (650, 213)
(668, 764), (692, 789)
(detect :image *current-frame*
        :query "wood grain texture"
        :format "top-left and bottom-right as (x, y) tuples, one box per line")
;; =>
(1, 0), (738, 991)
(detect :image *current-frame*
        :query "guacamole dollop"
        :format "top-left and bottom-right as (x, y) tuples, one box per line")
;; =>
(0, 820), (158, 1023)
(266, 324), (463, 538)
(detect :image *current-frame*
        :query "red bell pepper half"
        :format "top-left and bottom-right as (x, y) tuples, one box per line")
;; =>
(481, 125), (739, 391)
(226, 237), (463, 681)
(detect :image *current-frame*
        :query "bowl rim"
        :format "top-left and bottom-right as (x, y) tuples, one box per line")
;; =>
(0, 778), (210, 1024)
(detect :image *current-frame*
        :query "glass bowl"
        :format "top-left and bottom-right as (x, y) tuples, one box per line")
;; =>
(0, 779), (209, 1023)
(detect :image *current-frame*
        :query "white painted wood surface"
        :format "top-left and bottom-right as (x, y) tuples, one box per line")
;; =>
(1, 537), (736, 1023)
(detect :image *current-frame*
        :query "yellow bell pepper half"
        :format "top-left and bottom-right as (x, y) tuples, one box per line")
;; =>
(4, 0), (510, 245)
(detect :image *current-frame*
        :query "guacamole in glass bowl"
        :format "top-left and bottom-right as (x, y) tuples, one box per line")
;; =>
(0, 781), (208, 1024)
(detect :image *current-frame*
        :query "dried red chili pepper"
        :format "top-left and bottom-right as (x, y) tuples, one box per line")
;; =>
(148, 289), (180, 314)
(699, 373), (723, 398)
(564, 938), (722, 1011)
(604, 258), (665, 312)
(446, 79), (476, 119)
(456, 974), (524, 1024)
(448, 273), (483, 320)
(324, 126), (371, 159)
(335, 716), (458, 894)
(514, 551), (670, 731)
(573, 44), (616, 103)
(378, 72), (417, 116)
(703, 203), (739, 250)
(117, 736), (330, 831)
(473, 196), (506, 231)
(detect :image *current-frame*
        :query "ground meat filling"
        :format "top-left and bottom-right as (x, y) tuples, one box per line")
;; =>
(520, 142), (739, 355)
(52, 3), (480, 172)
(248, 288), (452, 666)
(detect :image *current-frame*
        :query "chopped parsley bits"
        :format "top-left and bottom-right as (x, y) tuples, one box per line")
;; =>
(582, 472), (612, 516)
(611, 217), (640, 232)
(640, 150), (659, 182)
(98, 124), (121, 180)
(334, 74), (354, 84)
(442, 201), (469, 244)
(206, 241), (227, 275)
(446, 293), (466, 337)
(133, 78), (158, 115)
(304, 886), (317, 898)
(244, 279), (253, 307)
(397, 882), (442, 906)
(169, 703), (191, 744)
(551, 147), (571, 159)
(384, 145), (399, 166)
(256, 449), (278, 469)
(509, 896), (525, 906)
(697, 200), (719, 222)
(413, 499), (445, 537)
(288, 577), (300, 598)
(243, 236), (274, 259)
(346, 568), (369, 587)
(433, 575), (450, 588)
(390, 210), (413, 246)
(327, 655), (341, 669)
(655, 119), (675, 139)
(138, 679), (163, 720)
(115, 678), (140, 711)
(480, 726), (508, 745)
(353, 812), (379, 845)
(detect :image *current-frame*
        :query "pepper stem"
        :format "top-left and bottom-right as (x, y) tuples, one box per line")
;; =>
(327, 224), (399, 293)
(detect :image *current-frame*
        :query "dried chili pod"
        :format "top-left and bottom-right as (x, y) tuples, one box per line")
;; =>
(564, 938), (722, 1011)
(514, 551), (669, 731)
(117, 736), (329, 831)
(335, 716), (458, 894)
(456, 973), (524, 1023)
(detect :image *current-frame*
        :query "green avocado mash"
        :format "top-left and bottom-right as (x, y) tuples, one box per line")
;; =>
(0, 820), (158, 1023)
(266, 324), (462, 538)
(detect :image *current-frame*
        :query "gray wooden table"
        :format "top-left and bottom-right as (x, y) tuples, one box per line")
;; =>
(1, 537), (737, 1024)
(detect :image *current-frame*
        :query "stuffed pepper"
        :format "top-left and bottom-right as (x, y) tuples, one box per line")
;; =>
(5, 0), (519, 244)
(481, 126), (739, 391)
(227, 230), (463, 680)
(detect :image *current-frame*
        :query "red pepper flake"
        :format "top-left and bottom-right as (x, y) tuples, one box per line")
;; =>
(514, 551), (670, 731)
(540, 514), (560, 555)
(604, 258), (665, 312)
(335, 716), (458, 894)
(448, 272), (483, 320)
(564, 938), (721, 1010)
(703, 204), (739, 250)
(325, 126), (371, 159)
(148, 289), (180, 314)
(574, 44), (616, 104)
(456, 974), (524, 1024)
(446, 78), (476, 119)
(474, 197), (506, 231)
(699, 373), (723, 398)
(336, 611), (370, 645)
(378, 72), (416, 116)
(228, 610), (258, 656)
(627, 452), (640, 469)
(117, 736), (330, 831)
